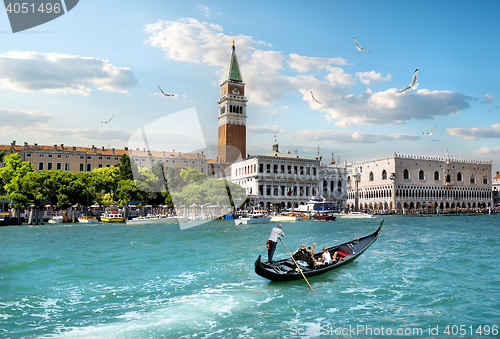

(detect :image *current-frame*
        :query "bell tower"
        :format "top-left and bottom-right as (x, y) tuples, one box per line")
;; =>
(218, 41), (247, 163)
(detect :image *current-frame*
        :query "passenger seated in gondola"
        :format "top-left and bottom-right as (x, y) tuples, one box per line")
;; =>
(316, 247), (332, 266)
(293, 243), (316, 269)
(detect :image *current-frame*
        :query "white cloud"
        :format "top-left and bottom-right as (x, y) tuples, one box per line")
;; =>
(356, 71), (392, 86)
(0, 108), (53, 127)
(199, 4), (210, 18)
(288, 129), (420, 144)
(474, 147), (500, 155)
(482, 94), (494, 104)
(446, 124), (500, 141)
(144, 18), (472, 125)
(0, 51), (137, 95)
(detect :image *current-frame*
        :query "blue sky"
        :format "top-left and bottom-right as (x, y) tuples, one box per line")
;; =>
(1, 1), (499, 170)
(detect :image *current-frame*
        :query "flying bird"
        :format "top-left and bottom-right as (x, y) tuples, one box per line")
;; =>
(398, 69), (419, 94)
(101, 115), (114, 124)
(353, 38), (370, 52)
(310, 91), (322, 105)
(158, 86), (174, 97)
(423, 126), (436, 135)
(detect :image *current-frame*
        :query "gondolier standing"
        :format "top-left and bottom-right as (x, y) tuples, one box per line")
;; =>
(267, 224), (284, 263)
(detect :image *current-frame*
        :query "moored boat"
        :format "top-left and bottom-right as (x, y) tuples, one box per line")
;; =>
(101, 206), (125, 223)
(126, 214), (179, 225)
(337, 212), (374, 219)
(48, 215), (64, 224)
(255, 220), (383, 281)
(313, 212), (336, 221)
(270, 213), (302, 222)
(78, 215), (98, 223)
(235, 211), (271, 225)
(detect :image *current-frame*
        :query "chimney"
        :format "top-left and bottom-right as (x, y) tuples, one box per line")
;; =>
(497, 171), (499, 176)
(112, 148), (115, 155)
(92, 145), (96, 154)
(60, 144), (64, 151)
(34, 143), (38, 150)
(124, 146), (128, 151)
(196, 153), (199, 159)
(162, 151), (165, 157)
(11, 140), (16, 149)
(72, 146), (76, 152)
(24, 142), (28, 149)
(54, 145), (57, 151)
(178, 152), (181, 158)
(102, 146), (105, 151)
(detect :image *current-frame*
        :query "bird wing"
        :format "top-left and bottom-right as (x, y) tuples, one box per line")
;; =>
(410, 69), (418, 87)
(431, 126), (436, 133)
(353, 38), (370, 52)
(158, 86), (165, 95)
(398, 86), (411, 94)
(310, 91), (322, 104)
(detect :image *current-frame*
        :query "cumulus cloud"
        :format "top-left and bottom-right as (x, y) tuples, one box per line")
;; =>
(446, 124), (500, 141)
(0, 51), (137, 95)
(144, 17), (472, 125)
(474, 147), (500, 155)
(0, 108), (53, 127)
(356, 71), (392, 86)
(288, 129), (420, 144)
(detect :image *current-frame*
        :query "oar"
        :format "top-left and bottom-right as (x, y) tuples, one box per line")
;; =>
(278, 237), (316, 293)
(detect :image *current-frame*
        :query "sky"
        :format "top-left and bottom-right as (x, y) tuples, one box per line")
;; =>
(1, 1), (499, 170)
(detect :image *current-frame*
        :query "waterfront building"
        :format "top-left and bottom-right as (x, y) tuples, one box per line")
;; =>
(0, 141), (229, 178)
(493, 171), (500, 206)
(218, 41), (247, 164)
(346, 152), (493, 211)
(230, 141), (347, 210)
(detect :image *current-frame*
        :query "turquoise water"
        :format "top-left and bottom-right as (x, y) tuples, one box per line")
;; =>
(1, 216), (499, 338)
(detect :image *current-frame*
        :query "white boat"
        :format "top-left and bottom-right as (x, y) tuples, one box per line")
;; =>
(78, 215), (98, 223)
(337, 212), (374, 219)
(101, 206), (125, 223)
(296, 196), (336, 214)
(270, 213), (303, 222)
(48, 215), (64, 224)
(126, 214), (179, 225)
(235, 212), (271, 225)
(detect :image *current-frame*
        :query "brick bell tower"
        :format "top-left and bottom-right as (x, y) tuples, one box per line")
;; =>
(218, 41), (247, 164)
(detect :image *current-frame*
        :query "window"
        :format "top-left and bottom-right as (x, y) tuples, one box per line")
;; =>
(47, 163), (53, 170)
(87, 156), (92, 160)
(106, 156), (111, 160)
(403, 169), (409, 180)
(306, 167), (310, 175)
(65, 163), (70, 171)
(313, 167), (316, 176)
(288, 165), (292, 174)
(65, 155), (70, 159)
(470, 175), (476, 184)
(434, 171), (439, 180)
(382, 170), (387, 180)
(483, 175), (488, 184)
(57, 154), (62, 159)
(26, 153), (32, 158)
(38, 162), (44, 170)
(446, 174), (451, 183)
(79, 164), (84, 172)
(114, 157), (119, 161)
(87, 163), (91, 172)
(281, 165), (285, 174)
(369, 172), (374, 181)
(274, 164), (278, 173)
(80, 156), (85, 160)
(56, 163), (62, 170)
(294, 166), (297, 174)
(266, 164), (271, 173)
(39, 154), (45, 158)
(98, 164), (103, 168)
(48, 154), (53, 158)
(419, 170), (424, 180)
(457, 172), (462, 181)
(98, 156), (103, 160)
(338, 180), (342, 192)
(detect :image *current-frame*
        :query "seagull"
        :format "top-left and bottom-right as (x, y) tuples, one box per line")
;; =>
(398, 69), (419, 94)
(310, 91), (322, 105)
(423, 126), (436, 135)
(158, 86), (174, 97)
(353, 38), (370, 52)
(101, 115), (114, 124)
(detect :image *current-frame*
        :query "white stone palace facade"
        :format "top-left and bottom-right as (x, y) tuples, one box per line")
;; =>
(230, 142), (347, 210)
(346, 153), (493, 211)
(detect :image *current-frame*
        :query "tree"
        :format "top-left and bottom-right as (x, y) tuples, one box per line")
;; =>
(180, 167), (206, 185)
(0, 153), (34, 207)
(116, 154), (138, 182)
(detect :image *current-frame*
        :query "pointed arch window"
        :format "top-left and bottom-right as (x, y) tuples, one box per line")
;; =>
(419, 170), (424, 180)
(483, 175), (488, 184)
(457, 172), (462, 181)
(446, 174), (451, 183)
(369, 171), (374, 181)
(470, 175), (476, 184)
(382, 170), (387, 180)
(338, 180), (342, 192)
(434, 171), (439, 180)
(403, 169), (409, 180)
(323, 180), (328, 191)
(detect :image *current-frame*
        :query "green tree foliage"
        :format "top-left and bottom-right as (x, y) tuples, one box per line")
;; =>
(180, 167), (206, 185)
(0, 153), (34, 204)
(117, 154), (137, 181)
(165, 166), (182, 193)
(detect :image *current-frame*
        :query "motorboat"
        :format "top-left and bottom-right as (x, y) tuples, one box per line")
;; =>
(101, 206), (125, 223)
(126, 214), (179, 225)
(235, 211), (271, 225)
(337, 212), (374, 219)
(313, 212), (336, 221)
(48, 215), (64, 224)
(270, 213), (303, 222)
(296, 196), (336, 214)
(78, 215), (98, 223)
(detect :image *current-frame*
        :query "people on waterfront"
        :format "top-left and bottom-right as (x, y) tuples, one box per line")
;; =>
(293, 243), (316, 269)
(267, 224), (284, 263)
(316, 246), (332, 265)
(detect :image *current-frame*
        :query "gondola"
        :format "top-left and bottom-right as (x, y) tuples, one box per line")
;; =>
(255, 220), (383, 281)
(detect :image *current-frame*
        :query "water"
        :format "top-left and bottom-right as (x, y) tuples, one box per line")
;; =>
(1, 216), (499, 338)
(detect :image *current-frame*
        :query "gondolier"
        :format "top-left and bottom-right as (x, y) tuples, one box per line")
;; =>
(267, 224), (284, 263)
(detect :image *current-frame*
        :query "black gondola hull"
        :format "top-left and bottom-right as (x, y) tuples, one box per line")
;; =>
(255, 220), (383, 281)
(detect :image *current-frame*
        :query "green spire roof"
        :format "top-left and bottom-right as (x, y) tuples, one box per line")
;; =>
(223, 43), (243, 83)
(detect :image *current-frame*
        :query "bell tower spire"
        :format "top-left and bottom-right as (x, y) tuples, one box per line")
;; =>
(218, 41), (247, 163)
